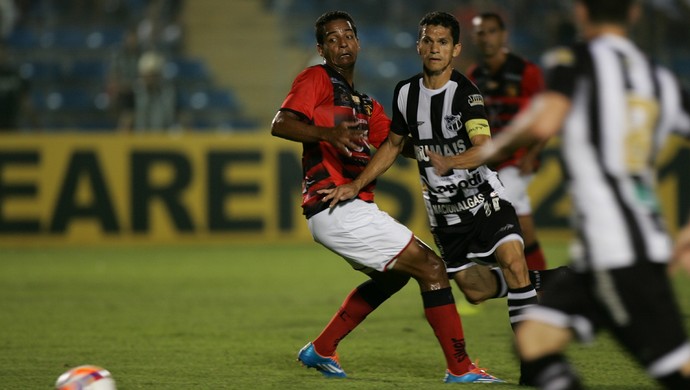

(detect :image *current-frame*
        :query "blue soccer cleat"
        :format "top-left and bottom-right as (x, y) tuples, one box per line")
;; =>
(444, 361), (504, 383)
(297, 342), (347, 378)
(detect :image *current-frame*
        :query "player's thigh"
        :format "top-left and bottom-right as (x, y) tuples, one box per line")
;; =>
(307, 199), (413, 272)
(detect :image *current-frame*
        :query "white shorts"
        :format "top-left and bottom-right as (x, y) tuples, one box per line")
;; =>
(497, 166), (533, 216)
(307, 199), (415, 273)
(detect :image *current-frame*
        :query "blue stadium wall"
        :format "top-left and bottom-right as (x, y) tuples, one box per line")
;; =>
(0, 132), (688, 245)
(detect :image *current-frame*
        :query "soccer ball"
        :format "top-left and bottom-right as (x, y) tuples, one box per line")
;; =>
(55, 365), (117, 390)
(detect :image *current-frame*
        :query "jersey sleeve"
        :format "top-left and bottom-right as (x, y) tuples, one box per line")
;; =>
(460, 79), (491, 138)
(541, 46), (579, 98)
(367, 98), (391, 148)
(521, 62), (545, 97)
(279, 66), (328, 122)
(390, 81), (409, 136)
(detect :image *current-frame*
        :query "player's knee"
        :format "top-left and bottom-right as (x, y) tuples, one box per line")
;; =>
(411, 249), (446, 284)
(501, 255), (530, 281)
(453, 279), (490, 304)
(464, 290), (488, 305)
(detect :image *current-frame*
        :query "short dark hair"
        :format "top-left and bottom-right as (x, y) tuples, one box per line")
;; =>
(578, 0), (635, 24)
(473, 12), (505, 30)
(314, 11), (358, 45)
(418, 11), (460, 45)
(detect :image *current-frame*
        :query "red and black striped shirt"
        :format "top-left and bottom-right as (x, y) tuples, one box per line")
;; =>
(280, 64), (390, 218)
(467, 53), (544, 169)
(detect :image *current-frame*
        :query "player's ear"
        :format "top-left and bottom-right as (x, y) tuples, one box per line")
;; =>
(316, 44), (324, 57)
(453, 42), (462, 58)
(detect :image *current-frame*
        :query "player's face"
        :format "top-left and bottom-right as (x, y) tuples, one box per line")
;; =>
(472, 17), (506, 58)
(417, 25), (461, 76)
(317, 19), (360, 72)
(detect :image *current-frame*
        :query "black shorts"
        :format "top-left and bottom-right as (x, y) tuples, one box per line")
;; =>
(432, 198), (523, 272)
(533, 262), (689, 369)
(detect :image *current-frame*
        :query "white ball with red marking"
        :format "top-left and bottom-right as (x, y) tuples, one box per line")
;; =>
(55, 365), (116, 390)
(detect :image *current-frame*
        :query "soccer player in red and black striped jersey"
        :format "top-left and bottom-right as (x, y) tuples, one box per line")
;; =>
(271, 10), (501, 383)
(466, 12), (549, 271)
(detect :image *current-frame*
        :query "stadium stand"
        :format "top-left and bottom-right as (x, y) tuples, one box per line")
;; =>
(5, 0), (258, 132)
(265, 0), (690, 118)
(4, 0), (687, 132)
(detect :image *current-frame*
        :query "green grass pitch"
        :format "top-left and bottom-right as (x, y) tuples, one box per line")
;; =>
(1, 237), (688, 389)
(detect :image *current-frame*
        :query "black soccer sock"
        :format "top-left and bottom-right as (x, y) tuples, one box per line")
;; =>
(357, 277), (408, 309)
(530, 266), (572, 292)
(656, 370), (690, 389)
(507, 285), (538, 330)
(519, 353), (583, 389)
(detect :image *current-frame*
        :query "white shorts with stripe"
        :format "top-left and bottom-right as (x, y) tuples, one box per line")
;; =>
(496, 166), (533, 216)
(307, 199), (415, 273)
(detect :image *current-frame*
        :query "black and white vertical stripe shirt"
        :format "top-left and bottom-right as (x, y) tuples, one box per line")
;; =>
(391, 70), (505, 228)
(543, 34), (690, 271)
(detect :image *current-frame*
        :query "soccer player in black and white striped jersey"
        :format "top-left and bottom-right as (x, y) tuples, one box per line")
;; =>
(434, 0), (690, 388)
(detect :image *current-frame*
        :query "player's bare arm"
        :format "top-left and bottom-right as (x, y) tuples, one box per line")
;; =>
(482, 92), (571, 165)
(271, 110), (365, 156)
(426, 134), (493, 175)
(319, 132), (405, 207)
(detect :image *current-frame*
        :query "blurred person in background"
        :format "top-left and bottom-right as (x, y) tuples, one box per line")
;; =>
(118, 50), (179, 132)
(467, 12), (549, 271)
(107, 27), (142, 126)
(0, 0), (18, 39)
(444, 0), (690, 388)
(136, 0), (184, 54)
(271, 10), (502, 383)
(0, 42), (31, 131)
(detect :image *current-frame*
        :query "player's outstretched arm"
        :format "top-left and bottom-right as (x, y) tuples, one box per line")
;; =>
(320, 133), (405, 207)
(271, 110), (365, 156)
(426, 134), (494, 175)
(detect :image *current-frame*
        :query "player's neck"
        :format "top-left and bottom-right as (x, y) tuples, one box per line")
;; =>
(422, 68), (452, 90)
(584, 24), (627, 41)
(326, 63), (356, 87)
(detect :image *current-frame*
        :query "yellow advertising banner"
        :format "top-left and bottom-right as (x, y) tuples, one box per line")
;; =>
(0, 132), (688, 246)
(0, 132), (432, 245)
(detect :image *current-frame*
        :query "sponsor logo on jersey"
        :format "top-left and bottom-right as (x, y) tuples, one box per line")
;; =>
(467, 94), (484, 106)
(456, 171), (485, 188)
(430, 193), (485, 215)
(414, 141), (468, 162)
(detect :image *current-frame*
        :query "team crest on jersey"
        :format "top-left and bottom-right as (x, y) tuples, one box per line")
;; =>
(467, 94), (484, 106)
(445, 114), (463, 133)
(361, 98), (373, 116)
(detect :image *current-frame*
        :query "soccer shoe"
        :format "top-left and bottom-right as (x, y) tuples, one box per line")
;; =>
(297, 342), (347, 378)
(444, 361), (504, 383)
